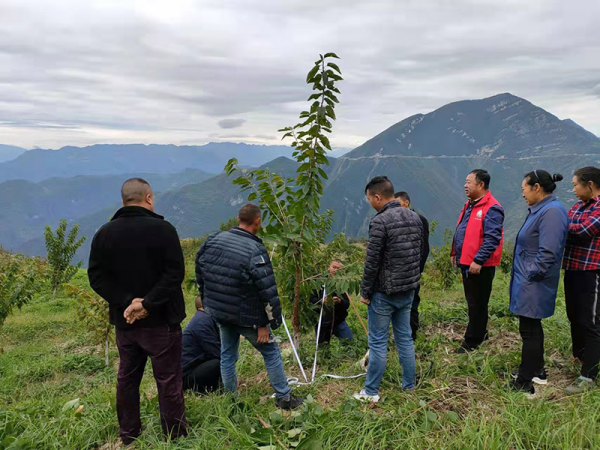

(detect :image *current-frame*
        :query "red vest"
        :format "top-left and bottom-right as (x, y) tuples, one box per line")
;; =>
(454, 191), (503, 267)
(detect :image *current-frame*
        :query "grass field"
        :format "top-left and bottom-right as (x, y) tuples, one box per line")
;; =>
(1, 269), (598, 449)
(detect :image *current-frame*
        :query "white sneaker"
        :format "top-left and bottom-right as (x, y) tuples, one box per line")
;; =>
(353, 389), (380, 403)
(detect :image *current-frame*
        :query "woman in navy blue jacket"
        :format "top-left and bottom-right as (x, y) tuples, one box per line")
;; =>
(509, 170), (568, 396)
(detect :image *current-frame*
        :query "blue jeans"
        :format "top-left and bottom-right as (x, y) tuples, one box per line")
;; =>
(364, 291), (416, 394)
(218, 323), (291, 399)
(333, 321), (354, 341)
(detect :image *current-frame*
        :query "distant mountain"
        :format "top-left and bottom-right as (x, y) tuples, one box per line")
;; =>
(0, 142), (294, 182)
(0, 144), (27, 163)
(15, 157), (303, 265)
(322, 93), (600, 241)
(14, 93), (600, 264)
(0, 168), (210, 252)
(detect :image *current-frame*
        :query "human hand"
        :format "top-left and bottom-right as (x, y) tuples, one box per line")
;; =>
(468, 262), (482, 275)
(332, 296), (341, 303)
(360, 296), (370, 305)
(451, 256), (456, 266)
(124, 299), (148, 324)
(257, 326), (270, 344)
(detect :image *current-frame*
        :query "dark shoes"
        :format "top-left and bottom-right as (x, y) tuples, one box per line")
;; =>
(275, 394), (304, 410)
(511, 369), (548, 385)
(455, 342), (476, 354)
(509, 378), (535, 398)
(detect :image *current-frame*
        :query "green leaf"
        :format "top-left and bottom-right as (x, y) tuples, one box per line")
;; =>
(324, 52), (340, 59)
(288, 428), (303, 438)
(327, 62), (341, 73)
(306, 65), (319, 83)
(62, 398), (81, 413)
(425, 411), (438, 422)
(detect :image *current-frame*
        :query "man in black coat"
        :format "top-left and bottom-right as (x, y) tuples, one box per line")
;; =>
(88, 178), (187, 445)
(310, 260), (353, 344)
(195, 203), (303, 410)
(395, 191), (430, 340)
(181, 296), (222, 394)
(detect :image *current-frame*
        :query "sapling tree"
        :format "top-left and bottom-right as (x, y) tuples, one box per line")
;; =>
(225, 53), (347, 346)
(44, 219), (86, 296)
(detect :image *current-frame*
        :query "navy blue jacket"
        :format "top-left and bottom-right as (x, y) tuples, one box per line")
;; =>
(195, 227), (283, 329)
(509, 195), (568, 319)
(454, 200), (504, 266)
(181, 310), (221, 373)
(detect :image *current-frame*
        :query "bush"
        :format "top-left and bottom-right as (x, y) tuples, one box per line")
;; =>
(426, 228), (460, 290)
(44, 219), (86, 296)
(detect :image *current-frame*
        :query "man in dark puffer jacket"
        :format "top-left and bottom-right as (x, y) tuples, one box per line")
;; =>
(195, 203), (303, 410)
(354, 176), (423, 404)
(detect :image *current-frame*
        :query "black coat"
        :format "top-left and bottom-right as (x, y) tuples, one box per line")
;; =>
(181, 310), (221, 373)
(360, 201), (423, 299)
(309, 289), (350, 344)
(88, 206), (186, 329)
(195, 227), (282, 329)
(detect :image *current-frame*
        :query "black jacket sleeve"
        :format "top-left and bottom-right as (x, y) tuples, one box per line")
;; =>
(360, 216), (386, 300)
(141, 223), (185, 311)
(88, 228), (131, 308)
(250, 245), (283, 329)
(199, 319), (222, 361)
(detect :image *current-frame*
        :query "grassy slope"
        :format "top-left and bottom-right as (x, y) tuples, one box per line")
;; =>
(1, 270), (598, 449)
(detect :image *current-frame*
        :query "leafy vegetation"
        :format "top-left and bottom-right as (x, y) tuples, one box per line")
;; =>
(44, 219), (86, 296)
(225, 53), (345, 346)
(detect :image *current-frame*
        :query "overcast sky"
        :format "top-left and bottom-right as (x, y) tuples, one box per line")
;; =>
(1, 0), (599, 150)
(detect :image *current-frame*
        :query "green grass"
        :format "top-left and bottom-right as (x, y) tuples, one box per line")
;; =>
(1, 271), (598, 449)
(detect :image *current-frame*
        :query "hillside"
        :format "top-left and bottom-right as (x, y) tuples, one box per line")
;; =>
(0, 144), (27, 163)
(0, 142), (294, 182)
(0, 169), (210, 252)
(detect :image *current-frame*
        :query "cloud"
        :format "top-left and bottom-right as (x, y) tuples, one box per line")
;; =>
(0, 0), (598, 149)
(218, 119), (246, 129)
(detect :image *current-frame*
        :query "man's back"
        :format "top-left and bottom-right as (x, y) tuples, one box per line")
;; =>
(196, 227), (282, 329)
(88, 205), (185, 328)
(361, 201), (423, 298)
(181, 310), (221, 372)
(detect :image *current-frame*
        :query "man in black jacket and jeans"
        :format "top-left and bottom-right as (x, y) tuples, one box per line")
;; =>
(196, 203), (303, 410)
(354, 176), (422, 403)
(88, 178), (187, 445)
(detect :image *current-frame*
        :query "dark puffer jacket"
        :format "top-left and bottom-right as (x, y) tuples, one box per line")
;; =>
(195, 227), (282, 329)
(361, 201), (423, 299)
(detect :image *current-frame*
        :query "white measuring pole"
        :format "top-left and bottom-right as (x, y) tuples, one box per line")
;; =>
(311, 286), (327, 383)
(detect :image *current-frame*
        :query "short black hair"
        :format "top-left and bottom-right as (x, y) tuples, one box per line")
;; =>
(524, 170), (563, 194)
(470, 169), (490, 190)
(365, 176), (395, 198)
(238, 203), (261, 225)
(121, 178), (152, 205)
(394, 191), (410, 204)
(574, 166), (600, 188)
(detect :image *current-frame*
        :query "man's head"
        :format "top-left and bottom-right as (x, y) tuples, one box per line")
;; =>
(121, 178), (154, 211)
(238, 203), (262, 234)
(365, 176), (395, 212)
(464, 169), (490, 200)
(328, 259), (343, 276)
(394, 191), (411, 208)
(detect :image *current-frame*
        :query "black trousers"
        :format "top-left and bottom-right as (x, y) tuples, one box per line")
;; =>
(518, 316), (545, 382)
(564, 270), (600, 380)
(116, 325), (187, 445)
(183, 359), (222, 394)
(461, 266), (496, 348)
(410, 284), (421, 341)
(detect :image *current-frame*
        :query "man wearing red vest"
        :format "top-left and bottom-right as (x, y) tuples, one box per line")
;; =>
(451, 169), (504, 353)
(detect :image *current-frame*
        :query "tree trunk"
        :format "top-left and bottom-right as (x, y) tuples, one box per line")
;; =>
(104, 337), (109, 366)
(292, 260), (302, 348)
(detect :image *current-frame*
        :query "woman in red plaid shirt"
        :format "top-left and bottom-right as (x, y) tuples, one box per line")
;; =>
(563, 166), (600, 394)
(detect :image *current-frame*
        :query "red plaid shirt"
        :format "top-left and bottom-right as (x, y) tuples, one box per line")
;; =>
(563, 196), (600, 271)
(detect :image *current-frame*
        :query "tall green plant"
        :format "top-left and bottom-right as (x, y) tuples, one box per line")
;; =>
(44, 219), (86, 296)
(428, 227), (461, 289)
(225, 52), (343, 346)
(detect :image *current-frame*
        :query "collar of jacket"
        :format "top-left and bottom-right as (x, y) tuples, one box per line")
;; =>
(111, 205), (164, 221)
(376, 199), (401, 216)
(469, 190), (494, 208)
(528, 194), (557, 214)
(230, 226), (263, 244)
